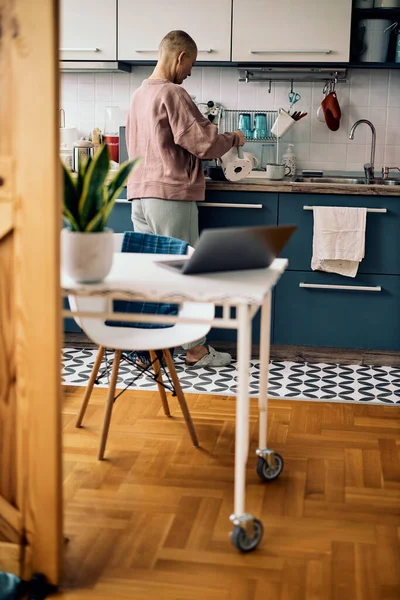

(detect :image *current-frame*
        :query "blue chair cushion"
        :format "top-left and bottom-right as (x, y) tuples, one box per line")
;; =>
(106, 231), (188, 329)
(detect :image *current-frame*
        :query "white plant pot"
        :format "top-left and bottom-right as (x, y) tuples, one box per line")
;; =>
(61, 228), (114, 283)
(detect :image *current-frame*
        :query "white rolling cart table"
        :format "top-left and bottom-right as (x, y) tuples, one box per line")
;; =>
(62, 252), (288, 552)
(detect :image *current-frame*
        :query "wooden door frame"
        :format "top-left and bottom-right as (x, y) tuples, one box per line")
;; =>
(0, 0), (63, 585)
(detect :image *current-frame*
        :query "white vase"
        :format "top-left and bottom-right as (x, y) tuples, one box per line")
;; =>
(61, 228), (114, 283)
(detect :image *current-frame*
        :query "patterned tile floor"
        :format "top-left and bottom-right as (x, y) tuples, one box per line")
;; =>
(62, 347), (400, 406)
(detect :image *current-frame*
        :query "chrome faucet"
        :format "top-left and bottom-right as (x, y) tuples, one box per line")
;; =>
(349, 119), (376, 183)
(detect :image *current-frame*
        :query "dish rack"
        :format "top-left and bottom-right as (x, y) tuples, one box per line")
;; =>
(219, 109), (278, 143)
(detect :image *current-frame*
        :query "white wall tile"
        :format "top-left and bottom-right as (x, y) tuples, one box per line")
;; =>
(202, 67), (221, 104)
(388, 70), (400, 108)
(386, 127), (400, 146)
(95, 74), (112, 102)
(350, 69), (370, 108)
(274, 83), (289, 110)
(220, 68), (239, 109)
(347, 143), (366, 164)
(369, 70), (389, 107)
(61, 101), (78, 128)
(112, 73), (130, 108)
(237, 80), (257, 109)
(61, 74), (78, 103)
(255, 82), (275, 111)
(182, 67), (203, 102)
(310, 143), (330, 162)
(328, 143), (347, 163)
(61, 67), (400, 171)
(77, 74), (95, 103)
(387, 106), (400, 127)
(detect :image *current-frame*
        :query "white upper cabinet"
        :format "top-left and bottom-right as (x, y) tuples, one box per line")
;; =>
(60, 0), (117, 61)
(232, 0), (352, 63)
(118, 0), (232, 62)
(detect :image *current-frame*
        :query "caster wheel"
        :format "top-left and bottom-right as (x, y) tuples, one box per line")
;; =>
(256, 452), (284, 482)
(231, 518), (263, 553)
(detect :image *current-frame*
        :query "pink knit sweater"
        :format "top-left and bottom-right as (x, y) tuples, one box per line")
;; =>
(126, 78), (239, 202)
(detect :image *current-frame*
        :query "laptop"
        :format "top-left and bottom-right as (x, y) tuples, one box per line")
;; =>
(156, 224), (296, 275)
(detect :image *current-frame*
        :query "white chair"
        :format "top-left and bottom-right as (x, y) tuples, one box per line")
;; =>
(69, 233), (214, 460)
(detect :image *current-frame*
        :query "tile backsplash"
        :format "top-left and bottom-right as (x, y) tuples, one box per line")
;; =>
(61, 67), (400, 172)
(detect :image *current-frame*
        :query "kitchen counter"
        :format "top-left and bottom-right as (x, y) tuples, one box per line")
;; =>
(205, 177), (400, 196)
(115, 178), (400, 203)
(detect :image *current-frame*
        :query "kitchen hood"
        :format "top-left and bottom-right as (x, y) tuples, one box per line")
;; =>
(60, 61), (131, 74)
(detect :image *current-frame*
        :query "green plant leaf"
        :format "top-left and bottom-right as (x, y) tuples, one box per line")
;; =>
(107, 158), (141, 205)
(63, 164), (81, 230)
(85, 204), (109, 232)
(100, 157), (141, 229)
(78, 145), (110, 229)
(63, 207), (80, 231)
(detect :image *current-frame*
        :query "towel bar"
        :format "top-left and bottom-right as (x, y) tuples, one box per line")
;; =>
(303, 206), (387, 213)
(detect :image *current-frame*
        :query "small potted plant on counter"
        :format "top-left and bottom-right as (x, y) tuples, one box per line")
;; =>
(61, 143), (140, 283)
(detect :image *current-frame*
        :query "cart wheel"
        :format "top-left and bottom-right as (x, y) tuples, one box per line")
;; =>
(256, 452), (284, 482)
(231, 518), (263, 553)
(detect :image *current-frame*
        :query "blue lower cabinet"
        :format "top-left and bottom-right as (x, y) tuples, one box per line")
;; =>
(278, 193), (400, 275)
(274, 270), (400, 351)
(199, 191), (277, 343)
(199, 191), (278, 231)
(206, 303), (273, 345)
(63, 297), (81, 333)
(106, 201), (133, 233)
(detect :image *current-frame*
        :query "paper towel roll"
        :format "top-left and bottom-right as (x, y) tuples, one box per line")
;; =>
(220, 147), (252, 182)
(60, 127), (78, 150)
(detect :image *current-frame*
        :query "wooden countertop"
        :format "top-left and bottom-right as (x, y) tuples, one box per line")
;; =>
(205, 178), (400, 196)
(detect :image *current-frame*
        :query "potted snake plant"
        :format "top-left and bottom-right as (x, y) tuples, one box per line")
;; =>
(62, 143), (140, 283)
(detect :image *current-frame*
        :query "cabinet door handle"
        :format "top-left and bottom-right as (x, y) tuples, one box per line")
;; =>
(303, 205), (387, 213)
(134, 48), (213, 53)
(60, 47), (100, 52)
(250, 49), (332, 55)
(199, 202), (263, 209)
(300, 283), (382, 292)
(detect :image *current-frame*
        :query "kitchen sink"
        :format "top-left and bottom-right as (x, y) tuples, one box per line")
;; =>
(292, 176), (400, 186)
(370, 179), (400, 186)
(292, 176), (367, 184)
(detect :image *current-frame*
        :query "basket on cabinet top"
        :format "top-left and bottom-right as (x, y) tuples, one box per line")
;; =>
(220, 109), (278, 142)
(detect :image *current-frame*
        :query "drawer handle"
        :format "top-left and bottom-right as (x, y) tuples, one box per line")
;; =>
(134, 48), (213, 53)
(250, 49), (332, 55)
(199, 202), (263, 209)
(300, 283), (382, 292)
(60, 47), (100, 52)
(303, 205), (387, 213)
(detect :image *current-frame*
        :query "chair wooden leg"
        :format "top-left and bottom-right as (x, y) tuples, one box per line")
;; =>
(98, 349), (122, 460)
(76, 345), (105, 428)
(163, 349), (199, 447)
(149, 350), (170, 417)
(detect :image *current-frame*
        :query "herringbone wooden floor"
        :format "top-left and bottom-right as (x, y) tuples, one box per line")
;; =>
(61, 386), (400, 600)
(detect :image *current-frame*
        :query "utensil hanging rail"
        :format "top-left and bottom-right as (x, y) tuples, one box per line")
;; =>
(238, 68), (347, 85)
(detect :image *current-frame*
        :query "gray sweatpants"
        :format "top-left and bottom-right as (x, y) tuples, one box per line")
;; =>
(131, 198), (207, 350)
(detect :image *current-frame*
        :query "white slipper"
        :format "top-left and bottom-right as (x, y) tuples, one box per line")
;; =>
(185, 345), (232, 368)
